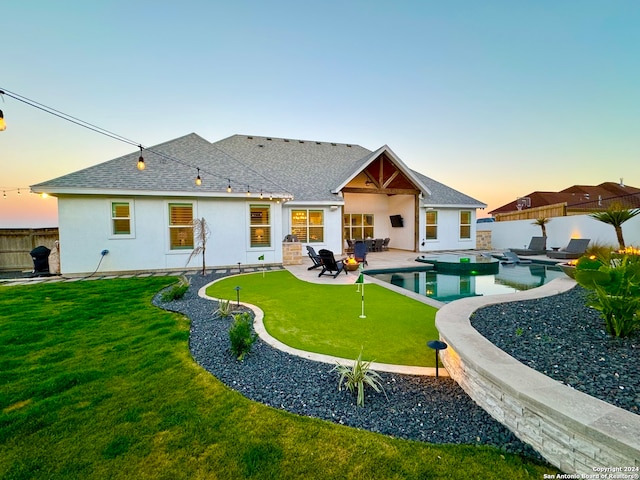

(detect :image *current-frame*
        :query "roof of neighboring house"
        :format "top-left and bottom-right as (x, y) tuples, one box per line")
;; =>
(490, 182), (640, 214)
(32, 133), (486, 208)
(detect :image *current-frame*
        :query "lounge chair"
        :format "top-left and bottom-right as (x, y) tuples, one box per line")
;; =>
(509, 236), (546, 256)
(354, 240), (368, 266)
(547, 238), (590, 259)
(306, 246), (323, 270)
(318, 249), (347, 278)
(500, 251), (532, 265)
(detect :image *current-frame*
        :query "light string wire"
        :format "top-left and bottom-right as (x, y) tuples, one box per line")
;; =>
(0, 88), (294, 199)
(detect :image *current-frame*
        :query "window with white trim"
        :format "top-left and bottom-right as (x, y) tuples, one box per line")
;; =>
(169, 203), (194, 249)
(111, 201), (132, 235)
(250, 205), (271, 247)
(459, 210), (471, 239)
(291, 209), (324, 243)
(425, 210), (438, 240)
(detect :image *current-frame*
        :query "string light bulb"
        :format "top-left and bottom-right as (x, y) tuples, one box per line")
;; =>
(137, 145), (145, 171)
(2, 191), (6, 200)
(41, 192), (49, 199)
(246, 186), (251, 196)
(17, 188), (21, 195)
(0, 110), (6, 131)
(195, 168), (202, 186)
(227, 180), (232, 193)
(259, 189), (263, 199)
(269, 193), (273, 200)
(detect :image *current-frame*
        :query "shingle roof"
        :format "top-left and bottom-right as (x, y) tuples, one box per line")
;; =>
(32, 132), (486, 208)
(31, 133), (289, 197)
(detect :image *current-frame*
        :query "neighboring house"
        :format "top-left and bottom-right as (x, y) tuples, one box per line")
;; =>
(31, 134), (486, 275)
(490, 181), (640, 221)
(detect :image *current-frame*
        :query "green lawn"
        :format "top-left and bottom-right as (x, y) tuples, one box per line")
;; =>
(0, 278), (557, 479)
(206, 270), (438, 366)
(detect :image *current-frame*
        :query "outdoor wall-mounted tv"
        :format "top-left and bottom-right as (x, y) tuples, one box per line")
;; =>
(390, 215), (403, 227)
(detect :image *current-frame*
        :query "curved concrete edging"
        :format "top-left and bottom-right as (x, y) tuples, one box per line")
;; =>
(436, 277), (640, 474)
(198, 275), (446, 376)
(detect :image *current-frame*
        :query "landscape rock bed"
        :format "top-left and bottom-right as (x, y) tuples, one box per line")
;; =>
(470, 285), (639, 415)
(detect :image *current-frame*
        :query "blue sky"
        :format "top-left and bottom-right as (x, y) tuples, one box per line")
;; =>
(2, 0), (639, 227)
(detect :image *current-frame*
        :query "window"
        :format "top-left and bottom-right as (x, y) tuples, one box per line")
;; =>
(425, 210), (438, 240)
(291, 209), (324, 243)
(250, 205), (271, 247)
(169, 203), (194, 249)
(460, 210), (471, 239)
(111, 202), (131, 235)
(343, 213), (374, 239)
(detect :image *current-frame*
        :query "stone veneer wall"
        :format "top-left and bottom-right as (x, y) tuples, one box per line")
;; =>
(282, 242), (302, 265)
(475, 230), (492, 250)
(436, 278), (640, 475)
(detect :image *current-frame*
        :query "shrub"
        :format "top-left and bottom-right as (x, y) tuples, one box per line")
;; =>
(333, 349), (386, 407)
(576, 251), (640, 337)
(215, 299), (233, 318)
(229, 312), (257, 360)
(161, 278), (190, 302)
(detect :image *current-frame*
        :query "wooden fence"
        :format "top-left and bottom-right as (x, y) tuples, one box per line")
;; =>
(0, 228), (59, 271)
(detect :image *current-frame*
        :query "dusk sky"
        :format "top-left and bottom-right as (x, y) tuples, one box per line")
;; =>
(2, 1), (639, 227)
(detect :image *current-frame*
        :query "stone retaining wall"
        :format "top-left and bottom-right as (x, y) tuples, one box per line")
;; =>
(436, 278), (640, 474)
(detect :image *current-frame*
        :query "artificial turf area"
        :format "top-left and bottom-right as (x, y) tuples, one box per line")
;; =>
(0, 277), (559, 479)
(205, 270), (439, 367)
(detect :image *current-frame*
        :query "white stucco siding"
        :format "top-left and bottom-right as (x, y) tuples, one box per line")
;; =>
(57, 195), (283, 275)
(418, 208), (478, 252)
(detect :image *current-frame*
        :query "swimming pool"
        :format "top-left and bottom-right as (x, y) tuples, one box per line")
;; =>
(366, 260), (566, 303)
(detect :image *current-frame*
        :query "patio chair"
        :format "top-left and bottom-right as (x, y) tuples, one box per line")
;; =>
(381, 237), (390, 251)
(509, 236), (546, 256)
(345, 238), (354, 254)
(306, 246), (323, 270)
(500, 251), (532, 265)
(354, 240), (368, 266)
(318, 249), (347, 278)
(547, 238), (590, 259)
(373, 238), (384, 252)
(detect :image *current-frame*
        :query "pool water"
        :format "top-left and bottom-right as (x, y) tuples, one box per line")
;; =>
(367, 263), (566, 303)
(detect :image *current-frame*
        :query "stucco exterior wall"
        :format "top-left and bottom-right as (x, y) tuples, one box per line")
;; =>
(57, 196), (285, 275)
(480, 214), (640, 250)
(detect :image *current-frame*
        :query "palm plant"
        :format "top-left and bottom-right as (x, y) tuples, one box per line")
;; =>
(532, 217), (550, 249)
(589, 204), (640, 250)
(187, 217), (211, 275)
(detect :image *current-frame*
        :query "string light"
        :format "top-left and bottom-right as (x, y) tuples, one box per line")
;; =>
(0, 87), (295, 200)
(137, 145), (145, 171)
(3, 191), (6, 200)
(259, 189), (263, 199)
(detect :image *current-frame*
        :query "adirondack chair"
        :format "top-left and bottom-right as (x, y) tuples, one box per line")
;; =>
(318, 249), (347, 278)
(354, 241), (368, 266)
(306, 246), (323, 270)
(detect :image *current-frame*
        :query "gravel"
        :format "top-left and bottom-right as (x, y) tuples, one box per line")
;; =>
(470, 285), (639, 415)
(155, 271), (640, 457)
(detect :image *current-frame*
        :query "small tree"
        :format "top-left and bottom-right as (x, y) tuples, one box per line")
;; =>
(589, 204), (640, 250)
(532, 217), (550, 249)
(187, 217), (210, 275)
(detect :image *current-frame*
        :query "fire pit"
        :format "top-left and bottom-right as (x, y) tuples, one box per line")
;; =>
(344, 257), (360, 271)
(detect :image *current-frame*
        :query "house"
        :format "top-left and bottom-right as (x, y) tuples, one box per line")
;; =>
(31, 134), (486, 275)
(490, 181), (640, 221)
